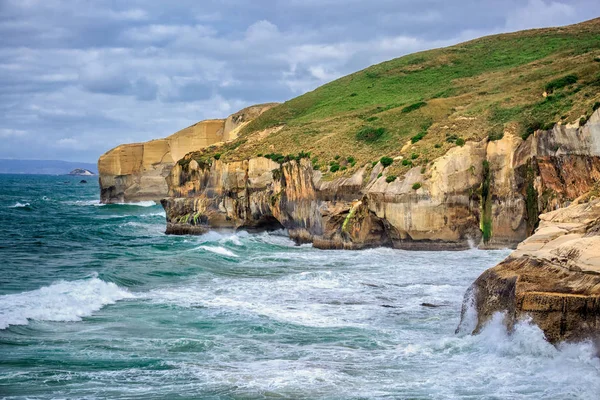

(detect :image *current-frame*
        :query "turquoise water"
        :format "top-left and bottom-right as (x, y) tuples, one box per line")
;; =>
(1, 174), (599, 399)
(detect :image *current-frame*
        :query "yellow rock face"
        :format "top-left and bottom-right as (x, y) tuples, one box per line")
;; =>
(98, 103), (277, 203)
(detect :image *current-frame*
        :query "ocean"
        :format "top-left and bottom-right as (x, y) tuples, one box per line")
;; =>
(1, 174), (599, 399)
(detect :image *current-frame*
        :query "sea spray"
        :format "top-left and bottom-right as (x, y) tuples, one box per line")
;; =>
(455, 284), (478, 335)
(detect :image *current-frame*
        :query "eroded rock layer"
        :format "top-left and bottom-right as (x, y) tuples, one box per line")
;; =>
(462, 199), (600, 343)
(98, 103), (276, 203)
(162, 110), (600, 250)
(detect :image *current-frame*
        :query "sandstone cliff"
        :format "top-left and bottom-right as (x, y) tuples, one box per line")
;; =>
(460, 197), (600, 344)
(97, 103), (276, 203)
(161, 110), (600, 250)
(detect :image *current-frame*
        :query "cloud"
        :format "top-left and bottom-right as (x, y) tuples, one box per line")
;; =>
(245, 20), (280, 42)
(505, 0), (577, 31)
(122, 24), (215, 43)
(0, 129), (27, 138)
(106, 9), (149, 21)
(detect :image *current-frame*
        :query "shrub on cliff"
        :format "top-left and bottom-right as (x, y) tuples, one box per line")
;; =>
(401, 101), (427, 113)
(411, 131), (426, 143)
(487, 125), (504, 141)
(446, 134), (458, 143)
(356, 126), (386, 142)
(264, 153), (286, 164)
(380, 156), (393, 167)
(297, 151), (311, 160)
(412, 182), (422, 190)
(545, 74), (577, 93)
(386, 175), (397, 183)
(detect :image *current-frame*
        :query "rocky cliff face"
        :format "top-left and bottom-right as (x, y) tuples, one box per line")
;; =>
(97, 103), (276, 203)
(460, 198), (600, 343)
(162, 110), (600, 250)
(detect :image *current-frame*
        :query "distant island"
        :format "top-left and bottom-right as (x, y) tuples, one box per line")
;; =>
(0, 159), (97, 175)
(68, 168), (96, 176)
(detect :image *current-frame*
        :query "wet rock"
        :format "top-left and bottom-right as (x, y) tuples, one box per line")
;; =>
(421, 303), (443, 308)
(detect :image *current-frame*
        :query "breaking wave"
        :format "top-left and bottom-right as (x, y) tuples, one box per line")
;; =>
(0, 275), (134, 329)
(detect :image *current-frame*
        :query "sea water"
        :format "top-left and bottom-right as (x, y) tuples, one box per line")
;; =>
(1, 175), (599, 399)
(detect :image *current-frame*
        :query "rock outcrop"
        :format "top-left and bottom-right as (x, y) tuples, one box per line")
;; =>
(69, 168), (95, 176)
(98, 103), (276, 203)
(460, 197), (600, 344)
(161, 110), (600, 250)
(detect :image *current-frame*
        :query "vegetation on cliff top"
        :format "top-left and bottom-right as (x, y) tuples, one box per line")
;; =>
(187, 18), (600, 178)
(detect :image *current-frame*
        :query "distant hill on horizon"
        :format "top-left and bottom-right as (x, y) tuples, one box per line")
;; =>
(0, 159), (98, 175)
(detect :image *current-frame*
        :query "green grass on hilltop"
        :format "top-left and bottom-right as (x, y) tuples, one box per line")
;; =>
(190, 18), (600, 178)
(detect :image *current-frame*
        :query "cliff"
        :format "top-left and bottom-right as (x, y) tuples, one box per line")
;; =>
(161, 111), (600, 250)
(460, 197), (600, 344)
(97, 103), (276, 203)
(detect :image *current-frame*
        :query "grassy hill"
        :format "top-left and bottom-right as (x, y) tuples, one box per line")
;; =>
(188, 18), (600, 178)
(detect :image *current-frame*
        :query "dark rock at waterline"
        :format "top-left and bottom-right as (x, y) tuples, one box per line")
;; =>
(80, 180), (87, 184)
(421, 303), (443, 308)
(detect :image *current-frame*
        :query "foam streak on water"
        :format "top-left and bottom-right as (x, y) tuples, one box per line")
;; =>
(1, 175), (599, 399)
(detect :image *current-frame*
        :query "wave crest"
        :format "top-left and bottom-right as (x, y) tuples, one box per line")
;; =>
(0, 277), (134, 329)
(8, 202), (31, 208)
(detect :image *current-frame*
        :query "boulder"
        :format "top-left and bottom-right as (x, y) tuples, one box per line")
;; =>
(461, 199), (600, 343)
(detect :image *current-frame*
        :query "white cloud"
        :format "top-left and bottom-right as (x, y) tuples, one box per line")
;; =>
(56, 137), (81, 148)
(245, 20), (280, 42)
(122, 24), (215, 43)
(505, 0), (576, 31)
(0, 129), (27, 138)
(107, 9), (149, 21)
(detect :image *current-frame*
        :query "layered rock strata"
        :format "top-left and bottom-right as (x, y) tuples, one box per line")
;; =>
(162, 110), (600, 250)
(98, 103), (276, 203)
(461, 198), (600, 343)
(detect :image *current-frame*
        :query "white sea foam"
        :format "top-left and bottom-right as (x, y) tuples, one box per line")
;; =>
(0, 276), (134, 329)
(116, 200), (157, 207)
(65, 200), (157, 207)
(195, 245), (238, 257)
(140, 211), (166, 218)
(8, 202), (30, 208)
(63, 199), (100, 206)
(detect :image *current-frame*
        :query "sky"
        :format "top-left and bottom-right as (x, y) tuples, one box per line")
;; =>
(0, 0), (596, 163)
